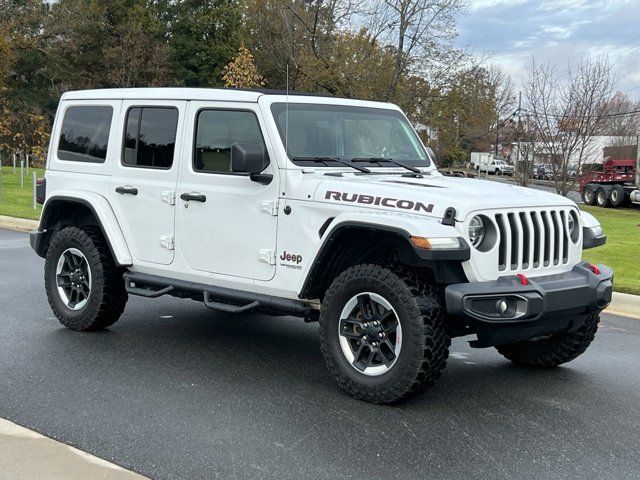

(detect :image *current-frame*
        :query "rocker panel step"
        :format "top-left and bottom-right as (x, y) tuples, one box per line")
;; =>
(123, 272), (314, 317)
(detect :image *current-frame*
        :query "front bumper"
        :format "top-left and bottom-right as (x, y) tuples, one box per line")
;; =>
(445, 262), (613, 347)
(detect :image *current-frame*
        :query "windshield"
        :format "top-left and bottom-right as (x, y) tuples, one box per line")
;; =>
(270, 103), (430, 168)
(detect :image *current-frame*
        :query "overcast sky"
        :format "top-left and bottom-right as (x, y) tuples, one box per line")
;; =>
(457, 0), (640, 100)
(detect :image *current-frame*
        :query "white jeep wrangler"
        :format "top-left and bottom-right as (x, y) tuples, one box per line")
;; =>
(31, 88), (612, 404)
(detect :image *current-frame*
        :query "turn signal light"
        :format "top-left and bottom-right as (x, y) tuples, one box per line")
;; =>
(410, 236), (431, 249)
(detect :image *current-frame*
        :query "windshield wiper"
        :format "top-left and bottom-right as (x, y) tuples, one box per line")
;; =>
(291, 156), (371, 173)
(350, 157), (422, 174)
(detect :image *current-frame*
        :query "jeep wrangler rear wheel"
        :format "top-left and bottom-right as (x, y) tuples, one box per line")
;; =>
(319, 264), (450, 404)
(495, 313), (599, 368)
(45, 226), (127, 331)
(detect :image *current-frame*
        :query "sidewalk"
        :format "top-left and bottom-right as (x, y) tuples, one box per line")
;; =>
(0, 215), (38, 232)
(607, 292), (640, 320)
(0, 418), (147, 480)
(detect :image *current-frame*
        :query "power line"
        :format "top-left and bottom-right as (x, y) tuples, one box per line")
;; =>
(520, 108), (640, 119)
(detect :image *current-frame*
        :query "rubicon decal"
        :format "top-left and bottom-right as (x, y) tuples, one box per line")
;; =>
(325, 191), (434, 213)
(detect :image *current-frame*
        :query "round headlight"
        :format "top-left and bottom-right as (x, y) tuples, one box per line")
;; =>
(568, 210), (579, 243)
(468, 216), (485, 248)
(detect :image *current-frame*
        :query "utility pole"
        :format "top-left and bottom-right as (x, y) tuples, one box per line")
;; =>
(495, 114), (499, 158)
(516, 91), (522, 180)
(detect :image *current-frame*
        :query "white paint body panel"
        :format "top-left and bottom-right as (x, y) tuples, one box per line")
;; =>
(41, 88), (595, 304)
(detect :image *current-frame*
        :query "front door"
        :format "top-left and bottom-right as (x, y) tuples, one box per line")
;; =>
(176, 102), (279, 281)
(110, 100), (187, 265)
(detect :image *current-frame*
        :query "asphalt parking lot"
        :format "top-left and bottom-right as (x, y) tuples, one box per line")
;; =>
(1, 228), (639, 480)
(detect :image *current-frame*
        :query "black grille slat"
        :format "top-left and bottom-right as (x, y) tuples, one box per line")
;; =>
(550, 211), (560, 265)
(560, 211), (569, 263)
(541, 211), (551, 266)
(519, 212), (530, 269)
(530, 212), (540, 267)
(507, 213), (518, 270)
(495, 214), (507, 270)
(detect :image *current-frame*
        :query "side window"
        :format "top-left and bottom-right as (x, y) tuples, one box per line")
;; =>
(58, 106), (113, 163)
(194, 110), (266, 174)
(123, 107), (179, 169)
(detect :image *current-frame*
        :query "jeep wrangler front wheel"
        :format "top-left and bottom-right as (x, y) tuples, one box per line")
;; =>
(319, 264), (450, 404)
(45, 226), (127, 331)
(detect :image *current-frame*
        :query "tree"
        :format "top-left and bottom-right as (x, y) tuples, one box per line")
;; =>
(524, 56), (614, 195)
(167, 0), (242, 87)
(104, 4), (172, 88)
(222, 45), (265, 88)
(364, 0), (467, 101)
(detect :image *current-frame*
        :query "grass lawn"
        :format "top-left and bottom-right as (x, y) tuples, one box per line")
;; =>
(580, 205), (640, 295)
(0, 165), (44, 220)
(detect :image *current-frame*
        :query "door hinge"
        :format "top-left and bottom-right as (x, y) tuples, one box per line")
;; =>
(161, 191), (176, 206)
(160, 236), (175, 250)
(259, 249), (276, 265)
(260, 200), (279, 216)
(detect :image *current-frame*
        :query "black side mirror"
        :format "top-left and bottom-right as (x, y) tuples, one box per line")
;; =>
(231, 142), (272, 185)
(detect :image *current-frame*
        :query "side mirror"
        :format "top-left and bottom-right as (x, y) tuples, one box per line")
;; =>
(231, 142), (272, 185)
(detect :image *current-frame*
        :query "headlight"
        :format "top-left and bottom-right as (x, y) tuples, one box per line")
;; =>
(568, 210), (579, 243)
(468, 216), (485, 248)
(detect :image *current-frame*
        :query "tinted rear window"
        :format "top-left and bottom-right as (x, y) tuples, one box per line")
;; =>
(58, 106), (113, 163)
(123, 107), (179, 169)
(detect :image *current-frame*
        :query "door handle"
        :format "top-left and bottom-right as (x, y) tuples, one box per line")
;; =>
(180, 192), (207, 203)
(115, 186), (138, 195)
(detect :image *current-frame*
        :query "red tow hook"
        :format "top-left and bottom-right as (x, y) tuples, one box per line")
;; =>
(588, 264), (600, 275)
(516, 273), (528, 286)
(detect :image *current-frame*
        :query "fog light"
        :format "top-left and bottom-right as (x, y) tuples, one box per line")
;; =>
(496, 298), (509, 315)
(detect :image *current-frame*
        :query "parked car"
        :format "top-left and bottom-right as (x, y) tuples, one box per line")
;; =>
(479, 159), (515, 175)
(30, 87), (612, 404)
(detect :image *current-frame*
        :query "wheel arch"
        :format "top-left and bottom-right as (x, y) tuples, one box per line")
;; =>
(35, 192), (132, 266)
(299, 220), (469, 301)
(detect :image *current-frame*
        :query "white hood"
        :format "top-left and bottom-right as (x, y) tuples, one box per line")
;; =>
(311, 172), (576, 220)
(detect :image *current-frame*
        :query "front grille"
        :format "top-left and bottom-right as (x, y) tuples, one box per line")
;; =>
(494, 208), (572, 272)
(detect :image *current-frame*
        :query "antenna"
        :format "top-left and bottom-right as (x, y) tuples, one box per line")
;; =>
(285, 64), (290, 156)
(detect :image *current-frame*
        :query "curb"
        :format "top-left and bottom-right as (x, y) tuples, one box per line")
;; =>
(606, 292), (640, 320)
(0, 215), (38, 232)
(0, 418), (147, 480)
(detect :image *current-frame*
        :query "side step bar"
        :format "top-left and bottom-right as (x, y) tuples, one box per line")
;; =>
(123, 272), (316, 318)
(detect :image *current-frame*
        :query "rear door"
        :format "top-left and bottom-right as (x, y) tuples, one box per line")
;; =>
(109, 100), (187, 265)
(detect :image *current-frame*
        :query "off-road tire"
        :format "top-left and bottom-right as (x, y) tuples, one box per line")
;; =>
(45, 226), (127, 331)
(319, 264), (450, 404)
(495, 313), (599, 368)
(582, 183), (597, 205)
(595, 187), (610, 208)
(609, 184), (625, 208)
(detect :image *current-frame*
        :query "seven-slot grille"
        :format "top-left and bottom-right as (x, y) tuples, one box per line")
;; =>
(493, 209), (572, 272)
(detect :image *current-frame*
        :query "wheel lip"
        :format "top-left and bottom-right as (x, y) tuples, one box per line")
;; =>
(55, 247), (92, 311)
(338, 292), (402, 377)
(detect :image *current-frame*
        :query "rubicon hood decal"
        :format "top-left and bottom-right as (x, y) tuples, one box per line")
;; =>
(325, 190), (434, 213)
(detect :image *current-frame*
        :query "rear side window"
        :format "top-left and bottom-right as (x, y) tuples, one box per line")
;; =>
(194, 110), (266, 174)
(58, 106), (113, 163)
(123, 107), (179, 169)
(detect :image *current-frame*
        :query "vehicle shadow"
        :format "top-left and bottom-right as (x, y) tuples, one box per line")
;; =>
(46, 296), (594, 413)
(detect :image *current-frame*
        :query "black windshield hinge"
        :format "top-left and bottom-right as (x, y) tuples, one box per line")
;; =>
(442, 207), (456, 226)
